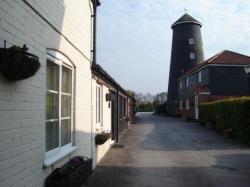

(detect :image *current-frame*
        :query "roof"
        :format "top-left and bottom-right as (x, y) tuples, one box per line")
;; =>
(171, 13), (202, 28)
(180, 50), (250, 79)
(92, 63), (134, 99)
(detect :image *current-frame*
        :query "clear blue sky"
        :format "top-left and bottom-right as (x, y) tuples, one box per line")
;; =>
(97, 0), (250, 95)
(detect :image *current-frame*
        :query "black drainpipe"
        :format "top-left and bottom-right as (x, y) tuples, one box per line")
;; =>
(116, 87), (119, 142)
(91, 0), (101, 66)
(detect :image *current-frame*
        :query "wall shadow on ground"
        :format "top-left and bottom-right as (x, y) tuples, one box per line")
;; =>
(86, 154), (250, 187)
(83, 113), (250, 187)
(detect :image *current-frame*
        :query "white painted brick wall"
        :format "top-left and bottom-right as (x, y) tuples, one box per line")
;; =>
(91, 79), (114, 168)
(0, 0), (94, 186)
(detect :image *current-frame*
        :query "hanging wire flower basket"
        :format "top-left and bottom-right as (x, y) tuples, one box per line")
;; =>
(95, 132), (111, 145)
(0, 43), (40, 81)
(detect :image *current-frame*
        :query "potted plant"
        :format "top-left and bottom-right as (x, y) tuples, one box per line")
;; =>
(0, 44), (40, 81)
(95, 132), (111, 145)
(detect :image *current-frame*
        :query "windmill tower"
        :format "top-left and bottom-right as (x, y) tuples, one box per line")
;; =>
(167, 13), (204, 114)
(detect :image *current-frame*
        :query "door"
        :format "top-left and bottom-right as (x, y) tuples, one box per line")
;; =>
(195, 95), (199, 120)
(111, 92), (118, 141)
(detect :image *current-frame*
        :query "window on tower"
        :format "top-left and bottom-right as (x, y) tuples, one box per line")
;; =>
(189, 38), (194, 45)
(190, 52), (195, 59)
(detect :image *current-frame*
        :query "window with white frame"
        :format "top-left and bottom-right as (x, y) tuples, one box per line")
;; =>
(186, 99), (190, 110)
(96, 85), (102, 124)
(190, 52), (195, 59)
(179, 100), (183, 110)
(185, 77), (189, 87)
(198, 71), (202, 82)
(46, 60), (73, 152)
(189, 38), (194, 45)
(179, 81), (182, 89)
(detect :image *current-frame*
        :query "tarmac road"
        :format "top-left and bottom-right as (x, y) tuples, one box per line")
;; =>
(87, 112), (250, 187)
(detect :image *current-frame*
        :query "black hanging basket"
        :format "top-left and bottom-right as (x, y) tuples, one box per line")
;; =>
(0, 45), (40, 81)
(95, 132), (111, 145)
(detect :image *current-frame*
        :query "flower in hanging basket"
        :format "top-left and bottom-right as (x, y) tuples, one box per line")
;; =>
(95, 132), (111, 145)
(0, 45), (40, 81)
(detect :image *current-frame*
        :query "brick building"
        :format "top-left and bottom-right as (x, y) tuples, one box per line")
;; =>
(178, 50), (250, 119)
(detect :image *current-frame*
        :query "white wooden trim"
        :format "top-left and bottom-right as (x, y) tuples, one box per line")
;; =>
(61, 92), (72, 96)
(45, 53), (75, 164)
(61, 117), (71, 120)
(179, 64), (248, 80)
(59, 65), (62, 147)
(47, 51), (74, 68)
(47, 90), (59, 94)
(195, 95), (199, 120)
(198, 92), (211, 95)
(46, 119), (59, 122)
(44, 145), (77, 168)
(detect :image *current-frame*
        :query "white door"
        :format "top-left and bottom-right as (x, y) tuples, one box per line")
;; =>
(195, 95), (199, 120)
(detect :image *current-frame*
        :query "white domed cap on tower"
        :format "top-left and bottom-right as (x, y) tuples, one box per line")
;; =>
(171, 13), (202, 28)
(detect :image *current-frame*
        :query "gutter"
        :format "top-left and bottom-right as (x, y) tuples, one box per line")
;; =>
(91, 0), (101, 66)
(89, 0), (101, 166)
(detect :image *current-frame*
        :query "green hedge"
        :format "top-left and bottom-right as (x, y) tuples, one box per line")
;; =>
(199, 97), (250, 145)
(154, 103), (167, 115)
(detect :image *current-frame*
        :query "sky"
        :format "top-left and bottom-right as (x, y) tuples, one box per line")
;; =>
(97, 0), (250, 95)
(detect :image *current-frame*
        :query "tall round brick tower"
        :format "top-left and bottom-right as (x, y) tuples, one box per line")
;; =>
(167, 13), (204, 114)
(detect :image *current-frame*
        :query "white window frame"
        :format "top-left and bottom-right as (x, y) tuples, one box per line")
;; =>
(96, 84), (102, 127)
(189, 38), (194, 45)
(179, 81), (182, 89)
(186, 99), (190, 110)
(190, 52), (195, 59)
(198, 71), (202, 82)
(179, 100), (183, 110)
(185, 77), (189, 87)
(45, 54), (75, 166)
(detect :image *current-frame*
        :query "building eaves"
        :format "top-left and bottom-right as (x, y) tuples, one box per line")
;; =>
(178, 50), (250, 80)
(171, 13), (202, 28)
(92, 64), (133, 99)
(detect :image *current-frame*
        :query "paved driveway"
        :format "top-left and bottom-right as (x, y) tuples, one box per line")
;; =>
(87, 112), (250, 187)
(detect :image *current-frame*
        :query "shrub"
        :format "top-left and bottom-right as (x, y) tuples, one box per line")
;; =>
(199, 97), (250, 145)
(154, 103), (167, 115)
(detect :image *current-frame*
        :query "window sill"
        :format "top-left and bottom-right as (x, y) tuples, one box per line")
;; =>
(43, 146), (77, 168)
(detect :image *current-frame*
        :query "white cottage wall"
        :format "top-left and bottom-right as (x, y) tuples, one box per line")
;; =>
(0, 0), (93, 186)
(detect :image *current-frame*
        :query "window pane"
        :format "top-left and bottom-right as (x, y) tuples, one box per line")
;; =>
(46, 61), (59, 91)
(96, 87), (101, 123)
(189, 38), (194, 45)
(61, 119), (71, 146)
(46, 92), (58, 119)
(46, 121), (59, 151)
(98, 87), (101, 122)
(62, 67), (72, 93)
(61, 95), (71, 117)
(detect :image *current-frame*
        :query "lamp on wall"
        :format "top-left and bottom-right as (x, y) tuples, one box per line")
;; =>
(244, 64), (250, 74)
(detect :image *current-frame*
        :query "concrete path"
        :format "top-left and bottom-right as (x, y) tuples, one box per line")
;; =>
(87, 112), (250, 187)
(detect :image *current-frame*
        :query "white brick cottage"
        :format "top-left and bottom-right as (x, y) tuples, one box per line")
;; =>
(0, 0), (114, 186)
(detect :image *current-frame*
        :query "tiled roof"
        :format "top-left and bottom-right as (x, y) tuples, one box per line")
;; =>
(92, 63), (133, 99)
(171, 13), (202, 28)
(180, 50), (250, 78)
